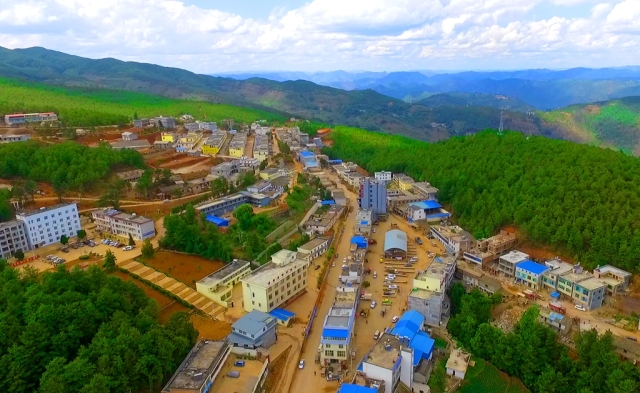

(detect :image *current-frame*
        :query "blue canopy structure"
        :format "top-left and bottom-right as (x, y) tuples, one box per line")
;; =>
(351, 236), (368, 249)
(269, 308), (295, 322)
(205, 215), (229, 227)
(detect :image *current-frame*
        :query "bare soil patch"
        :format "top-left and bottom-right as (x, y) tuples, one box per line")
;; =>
(190, 314), (232, 340)
(142, 251), (224, 288)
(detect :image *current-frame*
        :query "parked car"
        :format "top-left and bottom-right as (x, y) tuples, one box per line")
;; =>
(409, 257), (418, 262)
(388, 285), (398, 290)
(574, 304), (587, 311)
(234, 360), (245, 367)
(392, 316), (399, 323)
(370, 301), (377, 309)
(298, 360), (305, 369)
(331, 262), (335, 267)
(373, 271), (377, 278)
(123, 246), (134, 251)
(416, 237), (423, 245)
(343, 257), (347, 263)
(372, 228), (376, 233)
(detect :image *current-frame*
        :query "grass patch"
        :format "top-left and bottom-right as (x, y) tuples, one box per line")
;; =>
(460, 361), (530, 393)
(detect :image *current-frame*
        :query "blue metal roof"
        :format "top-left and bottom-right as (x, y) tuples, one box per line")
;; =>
(321, 200), (335, 205)
(300, 150), (314, 157)
(232, 310), (274, 336)
(426, 212), (451, 219)
(384, 229), (407, 252)
(269, 308), (295, 321)
(411, 200), (442, 210)
(390, 310), (424, 339)
(410, 331), (435, 366)
(339, 385), (378, 393)
(206, 215), (229, 226)
(328, 159), (343, 164)
(351, 236), (367, 248)
(322, 328), (349, 339)
(305, 161), (318, 167)
(518, 260), (549, 275)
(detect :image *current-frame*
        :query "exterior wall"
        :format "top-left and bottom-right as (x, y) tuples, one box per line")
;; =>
(573, 283), (606, 310)
(359, 178), (388, 217)
(0, 220), (30, 259)
(515, 267), (546, 289)
(196, 264), (252, 307)
(362, 363), (394, 393)
(374, 171), (392, 182)
(241, 264), (308, 313)
(446, 368), (466, 380)
(557, 276), (575, 297)
(498, 258), (523, 277)
(0, 134), (31, 143)
(17, 203), (81, 248)
(322, 342), (350, 364)
(408, 292), (445, 327)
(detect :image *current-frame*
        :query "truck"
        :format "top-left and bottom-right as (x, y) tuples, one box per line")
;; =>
(549, 302), (566, 314)
(368, 239), (377, 245)
(360, 293), (373, 301)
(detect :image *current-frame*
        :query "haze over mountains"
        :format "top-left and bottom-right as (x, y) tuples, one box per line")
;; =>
(1, 46), (640, 153)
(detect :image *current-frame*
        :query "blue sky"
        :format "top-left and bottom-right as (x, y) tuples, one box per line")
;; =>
(0, 0), (639, 73)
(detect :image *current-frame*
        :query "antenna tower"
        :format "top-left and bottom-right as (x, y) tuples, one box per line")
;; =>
(498, 107), (505, 134)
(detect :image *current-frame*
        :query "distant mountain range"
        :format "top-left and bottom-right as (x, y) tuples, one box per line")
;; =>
(1, 46), (639, 152)
(218, 68), (640, 110)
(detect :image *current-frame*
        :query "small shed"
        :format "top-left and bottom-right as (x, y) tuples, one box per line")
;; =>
(321, 200), (335, 206)
(205, 215), (229, 227)
(269, 308), (295, 326)
(350, 236), (368, 249)
(122, 131), (138, 141)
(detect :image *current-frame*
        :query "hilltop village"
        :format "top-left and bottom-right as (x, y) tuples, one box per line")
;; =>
(1, 112), (640, 393)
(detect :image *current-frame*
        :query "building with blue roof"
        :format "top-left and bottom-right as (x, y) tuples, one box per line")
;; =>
(516, 260), (549, 289)
(338, 384), (379, 393)
(351, 235), (368, 249)
(355, 209), (373, 236)
(320, 291), (357, 368)
(298, 150), (318, 169)
(205, 215), (229, 227)
(268, 308), (295, 326)
(227, 310), (278, 352)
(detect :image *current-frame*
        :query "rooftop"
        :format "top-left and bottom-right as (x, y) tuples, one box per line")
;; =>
(517, 260), (549, 275)
(500, 250), (530, 264)
(197, 259), (250, 286)
(409, 288), (440, 300)
(110, 139), (150, 149)
(594, 265), (631, 278)
(574, 277), (607, 291)
(112, 212), (153, 224)
(17, 202), (77, 217)
(163, 340), (229, 391)
(333, 291), (357, 308)
(561, 269), (592, 284)
(410, 200), (442, 210)
(416, 255), (456, 281)
(543, 259), (574, 276)
(297, 237), (329, 252)
(432, 225), (474, 243)
(241, 258), (307, 288)
(446, 349), (471, 373)
(339, 384), (379, 393)
(208, 355), (267, 393)
(384, 229), (408, 252)
(365, 333), (402, 369)
(232, 310), (276, 337)
(325, 305), (355, 327)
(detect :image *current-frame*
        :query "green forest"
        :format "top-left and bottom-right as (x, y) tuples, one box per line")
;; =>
(448, 284), (639, 393)
(324, 126), (640, 271)
(0, 77), (283, 127)
(0, 141), (144, 192)
(0, 261), (198, 393)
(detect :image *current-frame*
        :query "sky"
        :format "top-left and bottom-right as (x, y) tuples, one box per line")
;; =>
(0, 0), (639, 73)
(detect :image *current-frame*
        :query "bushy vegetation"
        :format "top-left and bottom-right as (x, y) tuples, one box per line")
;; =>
(0, 77), (283, 127)
(449, 284), (639, 393)
(160, 204), (278, 262)
(324, 127), (640, 271)
(0, 141), (144, 191)
(0, 261), (198, 393)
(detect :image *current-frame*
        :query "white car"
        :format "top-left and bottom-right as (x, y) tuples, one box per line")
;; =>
(388, 284), (398, 290)
(409, 257), (418, 262)
(574, 304), (587, 311)
(392, 316), (399, 323)
(373, 228), (376, 233)
(386, 274), (396, 280)
(370, 301), (377, 309)
(298, 360), (305, 369)
(122, 245), (134, 251)
(373, 271), (377, 278)
(343, 257), (347, 263)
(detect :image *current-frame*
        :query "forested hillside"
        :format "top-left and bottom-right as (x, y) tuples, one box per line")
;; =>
(0, 78), (283, 127)
(324, 127), (640, 271)
(0, 261), (198, 393)
(541, 97), (640, 154)
(0, 141), (144, 191)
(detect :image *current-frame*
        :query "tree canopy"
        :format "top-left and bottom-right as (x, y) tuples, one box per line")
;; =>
(0, 260), (198, 393)
(325, 127), (640, 271)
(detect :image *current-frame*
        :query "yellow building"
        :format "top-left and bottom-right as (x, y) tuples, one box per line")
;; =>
(229, 133), (247, 158)
(196, 259), (251, 307)
(397, 175), (415, 191)
(201, 132), (227, 155)
(413, 255), (456, 292)
(161, 132), (177, 142)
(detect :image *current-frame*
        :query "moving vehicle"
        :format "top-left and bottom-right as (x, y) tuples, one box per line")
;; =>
(392, 316), (399, 323)
(373, 330), (381, 340)
(574, 304), (587, 311)
(370, 301), (377, 309)
(122, 245), (134, 251)
(549, 303), (566, 314)
(343, 257), (347, 263)
(360, 293), (372, 301)
(298, 360), (305, 369)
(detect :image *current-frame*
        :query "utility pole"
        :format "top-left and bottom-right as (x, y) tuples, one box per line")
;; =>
(498, 107), (505, 135)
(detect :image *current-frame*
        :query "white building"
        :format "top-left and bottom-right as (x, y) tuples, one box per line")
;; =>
(16, 203), (81, 248)
(122, 131), (138, 141)
(91, 208), (156, 241)
(446, 349), (470, 380)
(374, 171), (392, 183)
(0, 220), (30, 259)
(297, 237), (330, 262)
(196, 259), (252, 307)
(241, 249), (308, 313)
(0, 134), (30, 143)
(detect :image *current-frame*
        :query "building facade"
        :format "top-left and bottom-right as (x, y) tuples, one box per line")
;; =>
(0, 134), (30, 143)
(593, 265), (631, 296)
(91, 209), (156, 240)
(359, 178), (388, 218)
(228, 310), (278, 350)
(515, 260), (549, 289)
(16, 203), (81, 248)
(0, 220), (30, 259)
(297, 237), (330, 262)
(374, 171), (392, 183)
(497, 250), (529, 277)
(196, 259), (252, 307)
(4, 112), (58, 125)
(241, 250), (308, 313)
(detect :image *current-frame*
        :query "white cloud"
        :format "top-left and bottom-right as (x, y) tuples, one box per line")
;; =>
(0, 0), (637, 72)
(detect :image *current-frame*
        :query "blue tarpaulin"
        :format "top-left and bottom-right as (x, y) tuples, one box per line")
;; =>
(205, 215), (229, 227)
(322, 328), (349, 339)
(351, 236), (368, 248)
(551, 292), (560, 299)
(339, 385), (378, 393)
(321, 200), (335, 205)
(328, 159), (343, 164)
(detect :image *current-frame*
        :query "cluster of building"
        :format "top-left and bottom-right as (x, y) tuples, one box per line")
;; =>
(3, 112), (58, 125)
(275, 127), (324, 152)
(91, 208), (156, 241)
(0, 203), (81, 259)
(133, 116), (176, 129)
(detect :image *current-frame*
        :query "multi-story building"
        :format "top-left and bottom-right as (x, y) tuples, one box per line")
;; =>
(557, 265), (591, 298)
(297, 237), (330, 262)
(374, 171), (392, 183)
(593, 265), (631, 296)
(228, 310), (278, 350)
(91, 208), (156, 241)
(176, 132), (203, 152)
(321, 290), (357, 368)
(446, 350), (471, 380)
(161, 132), (177, 142)
(195, 192), (271, 216)
(16, 203), (81, 249)
(359, 178), (387, 219)
(133, 118), (150, 128)
(241, 250), (308, 313)
(0, 134), (30, 143)
(455, 261), (503, 295)
(116, 169), (145, 182)
(202, 132), (227, 155)
(196, 259), (252, 307)
(430, 224), (474, 257)
(298, 150), (318, 169)
(572, 277), (606, 311)
(409, 256), (455, 326)
(392, 174), (414, 191)
(412, 182), (439, 200)
(184, 122), (200, 132)
(497, 250), (529, 277)
(253, 134), (270, 162)
(354, 209), (373, 236)
(162, 340), (230, 393)
(462, 230), (516, 267)
(198, 121), (218, 131)
(0, 220), (30, 259)
(229, 133), (247, 158)
(211, 160), (240, 179)
(541, 258), (574, 292)
(152, 116), (176, 129)
(110, 139), (151, 150)
(4, 112), (57, 125)
(515, 260), (549, 289)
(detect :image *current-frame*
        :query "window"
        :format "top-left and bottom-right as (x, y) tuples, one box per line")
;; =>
(337, 351), (346, 357)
